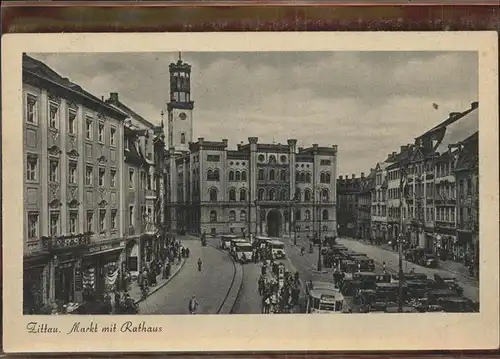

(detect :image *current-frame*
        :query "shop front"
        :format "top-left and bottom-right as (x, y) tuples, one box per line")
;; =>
(23, 256), (50, 314)
(456, 231), (473, 263)
(82, 239), (125, 301)
(125, 239), (140, 275)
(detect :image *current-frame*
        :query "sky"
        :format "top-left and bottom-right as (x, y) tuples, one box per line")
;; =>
(29, 51), (478, 176)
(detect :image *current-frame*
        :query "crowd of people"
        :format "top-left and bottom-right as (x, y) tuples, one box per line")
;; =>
(257, 259), (301, 314)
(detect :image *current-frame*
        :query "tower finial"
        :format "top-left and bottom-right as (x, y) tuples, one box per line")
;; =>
(160, 109), (164, 128)
(178, 51), (182, 62)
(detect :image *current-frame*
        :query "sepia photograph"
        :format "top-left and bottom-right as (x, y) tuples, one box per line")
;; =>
(3, 32), (498, 353)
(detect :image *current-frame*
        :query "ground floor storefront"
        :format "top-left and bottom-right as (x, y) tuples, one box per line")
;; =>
(370, 221), (387, 245)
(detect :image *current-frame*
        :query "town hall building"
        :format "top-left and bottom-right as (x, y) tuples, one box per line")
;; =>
(163, 55), (339, 240)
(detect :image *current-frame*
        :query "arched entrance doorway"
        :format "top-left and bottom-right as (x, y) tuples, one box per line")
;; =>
(266, 210), (282, 238)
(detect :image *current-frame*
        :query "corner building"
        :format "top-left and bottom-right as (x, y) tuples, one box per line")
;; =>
(164, 56), (338, 239)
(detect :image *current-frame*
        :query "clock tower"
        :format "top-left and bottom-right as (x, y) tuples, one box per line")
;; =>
(167, 52), (194, 153)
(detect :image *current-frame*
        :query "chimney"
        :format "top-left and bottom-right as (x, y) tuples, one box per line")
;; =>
(222, 139), (228, 147)
(298, 147), (304, 152)
(198, 137), (204, 144)
(109, 92), (119, 103)
(352, 174), (355, 179)
(339, 175), (343, 180)
(361, 172), (365, 178)
(471, 101), (478, 109)
(237, 144), (241, 151)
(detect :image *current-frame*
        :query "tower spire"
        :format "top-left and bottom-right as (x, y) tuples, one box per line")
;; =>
(178, 51), (182, 62)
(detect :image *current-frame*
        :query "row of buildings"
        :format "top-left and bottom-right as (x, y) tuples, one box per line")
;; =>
(336, 102), (479, 275)
(22, 53), (339, 314)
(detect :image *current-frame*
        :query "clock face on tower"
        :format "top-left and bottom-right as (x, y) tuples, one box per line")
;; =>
(179, 112), (187, 121)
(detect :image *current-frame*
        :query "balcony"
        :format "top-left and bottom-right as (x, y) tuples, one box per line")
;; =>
(41, 233), (92, 253)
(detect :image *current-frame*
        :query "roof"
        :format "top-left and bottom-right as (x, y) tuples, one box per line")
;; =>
(434, 108), (478, 156)
(23, 54), (128, 120)
(106, 95), (157, 129)
(454, 131), (479, 172)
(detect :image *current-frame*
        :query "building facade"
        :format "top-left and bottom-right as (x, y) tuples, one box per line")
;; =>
(356, 172), (373, 241)
(337, 174), (361, 238)
(370, 161), (392, 244)
(23, 54), (129, 313)
(105, 92), (166, 276)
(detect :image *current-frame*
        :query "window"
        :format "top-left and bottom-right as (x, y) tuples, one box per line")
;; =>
(229, 171), (234, 181)
(325, 173), (331, 183)
(147, 173), (152, 190)
(98, 167), (105, 187)
(320, 173), (326, 183)
(85, 166), (93, 186)
(296, 172), (301, 183)
(306, 173), (311, 183)
(26, 95), (37, 124)
(111, 210), (117, 230)
(129, 206), (134, 227)
(305, 210), (311, 221)
(258, 154), (265, 162)
(209, 188), (218, 202)
(85, 118), (93, 140)
(304, 189), (312, 202)
(269, 170), (275, 181)
(258, 188), (265, 201)
(258, 169), (265, 181)
(269, 155), (276, 164)
(269, 189), (276, 201)
(69, 212), (78, 234)
(281, 189), (288, 201)
(241, 171), (247, 181)
(110, 169), (116, 187)
(68, 110), (77, 135)
(86, 211), (94, 233)
(207, 170), (213, 181)
(49, 159), (59, 182)
(229, 210), (236, 222)
(140, 171), (146, 190)
(49, 103), (59, 129)
(300, 173), (306, 182)
(27, 212), (39, 239)
(321, 189), (330, 202)
(229, 189), (236, 201)
(180, 132), (186, 144)
(467, 178), (472, 195)
(459, 180), (464, 195)
(99, 210), (106, 232)
(110, 127), (116, 146)
(280, 170), (287, 181)
(98, 123), (105, 143)
(49, 211), (60, 236)
(26, 155), (38, 181)
(240, 189), (246, 201)
(129, 169), (135, 188)
(235, 171), (241, 181)
(295, 210), (301, 221)
(210, 211), (217, 222)
(213, 169), (220, 181)
(294, 188), (301, 202)
(322, 210), (329, 220)
(69, 162), (77, 184)
(240, 210), (247, 222)
(451, 207), (455, 223)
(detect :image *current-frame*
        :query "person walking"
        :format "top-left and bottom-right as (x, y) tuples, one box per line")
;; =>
(197, 258), (203, 272)
(188, 295), (199, 314)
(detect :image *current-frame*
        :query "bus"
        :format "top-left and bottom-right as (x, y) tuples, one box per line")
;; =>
(233, 242), (254, 263)
(266, 239), (286, 259)
(220, 234), (240, 250)
(306, 281), (346, 313)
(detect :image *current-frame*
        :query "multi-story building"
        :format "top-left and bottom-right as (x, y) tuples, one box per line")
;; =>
(406, 102), (478, 249)
(163, 56), (338, 240)
(105, 92), (166, 276)
(453, 131), (479, 275)
(356, 171), (374, 241)
(370, 158), (395, 244)
(337, 174), (361, 238)
(22, 54), (129, 313)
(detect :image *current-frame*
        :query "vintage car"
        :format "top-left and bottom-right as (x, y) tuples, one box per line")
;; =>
(306, 281), (347, 313)
(437, 297), (476, 313)
(350, 255), (376, 272)
(433, 274), (464, 296)
(425, 289), (462, 305)
(405, 279), (435, 300)
(391, 272), (428, 284)
(405, 248), (438, 268)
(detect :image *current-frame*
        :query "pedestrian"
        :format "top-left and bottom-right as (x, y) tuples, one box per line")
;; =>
(264, 295), (271, 314)
(181, 247), (186, 258)
(382, 261), (386, 273)
(188, 295), (199, 314)
(114, 291), (121, 314)
(185, 247), (190, 258)
(197, 258), (202, 272)
(300, 245), (305, 256)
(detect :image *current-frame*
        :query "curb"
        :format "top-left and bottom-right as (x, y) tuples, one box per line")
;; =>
(134, 258), (187, 305)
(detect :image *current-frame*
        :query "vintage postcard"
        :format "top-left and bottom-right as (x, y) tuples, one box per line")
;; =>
(2, 32), (499, 353)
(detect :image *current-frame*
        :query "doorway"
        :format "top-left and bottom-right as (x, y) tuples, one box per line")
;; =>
(266, 210), (282, 238)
